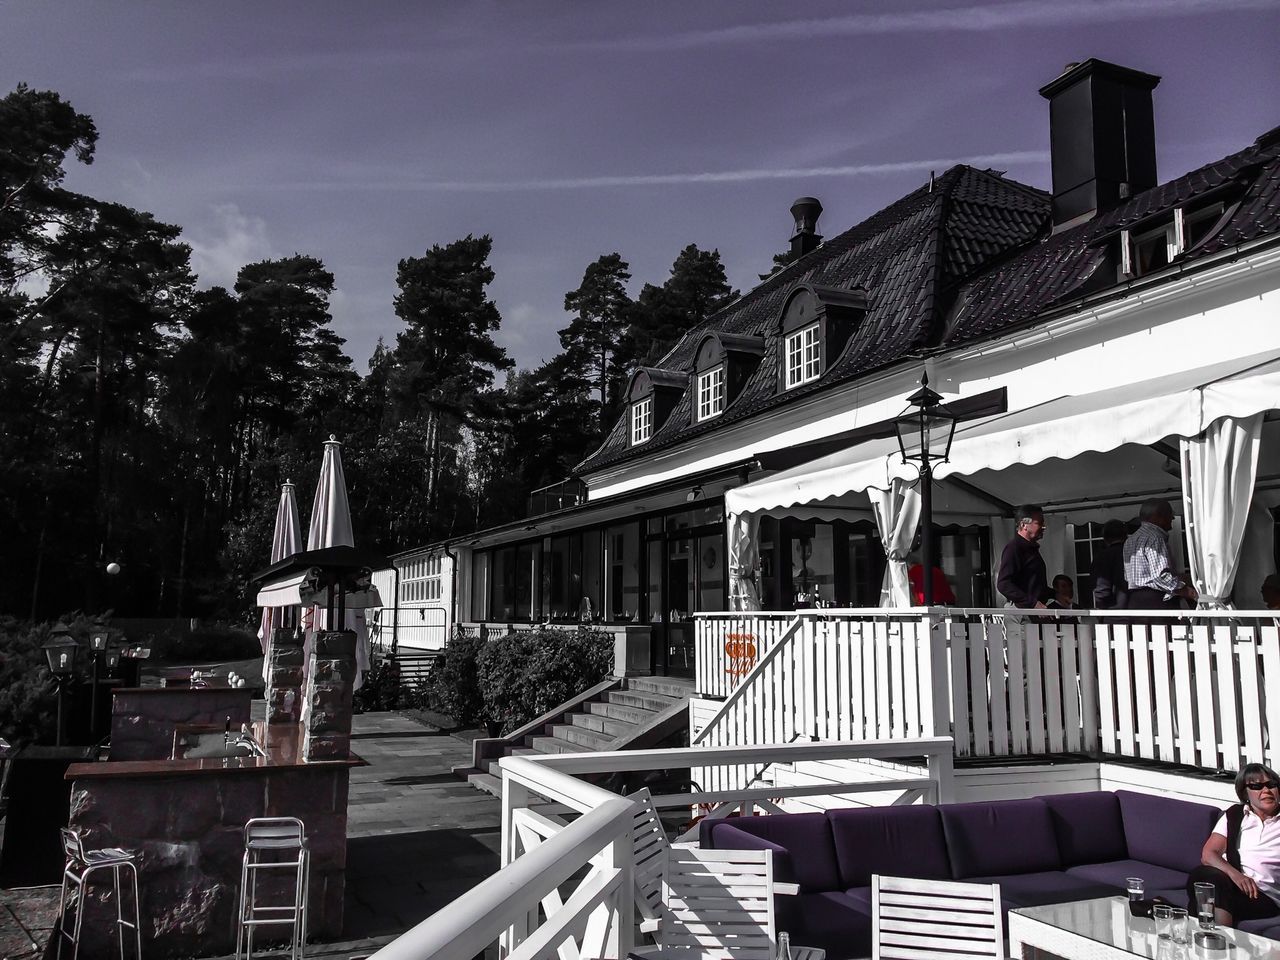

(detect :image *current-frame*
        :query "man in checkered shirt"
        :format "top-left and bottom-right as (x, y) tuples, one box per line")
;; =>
(1122, 498), (1198, 609)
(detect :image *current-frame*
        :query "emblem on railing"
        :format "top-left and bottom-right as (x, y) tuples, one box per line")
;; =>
(724, 633), (758, 681)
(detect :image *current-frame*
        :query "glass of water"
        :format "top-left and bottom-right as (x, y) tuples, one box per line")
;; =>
(1169, 907), (1190, 945)
(1153, 903), (1173, 939)
(1194, 881), (1217, 930)
(1126, 877), (1145, 917)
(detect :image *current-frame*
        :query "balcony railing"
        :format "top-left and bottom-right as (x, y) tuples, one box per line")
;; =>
(696, 608), (1280, 774)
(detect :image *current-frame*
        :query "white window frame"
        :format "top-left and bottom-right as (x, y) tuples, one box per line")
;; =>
(697, 365), (725, 421)
(785, 323), (821, 389)
(400, 554), (442, 603)
(631, 397), (652, 445)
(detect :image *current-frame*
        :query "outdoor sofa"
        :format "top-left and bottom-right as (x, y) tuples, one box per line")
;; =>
(700, 790), (1274, 959)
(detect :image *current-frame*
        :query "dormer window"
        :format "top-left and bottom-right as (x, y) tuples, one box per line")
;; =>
(1120, 202), (1227, 279)
(697, 365), (725, 421)
(775, 283), (867, 393)
(631, 397), (652, 444)
(785, 323), (821, 388)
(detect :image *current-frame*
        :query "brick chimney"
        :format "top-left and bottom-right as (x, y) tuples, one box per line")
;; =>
(789, 197), (824, 258)
(1038, 59), (1161, 230)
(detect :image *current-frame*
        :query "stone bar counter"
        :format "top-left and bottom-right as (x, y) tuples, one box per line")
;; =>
(110, 681), (253, 761)
(65, 719), (364, 958)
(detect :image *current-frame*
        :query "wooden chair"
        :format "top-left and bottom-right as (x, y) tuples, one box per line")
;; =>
(628, 787), (669, 934)
(638, 847), (823, 960)
(871, 874), (1003, 960)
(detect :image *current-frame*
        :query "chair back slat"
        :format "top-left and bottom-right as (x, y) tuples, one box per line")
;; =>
(628, 787), (669, 921)
(60, 827), (85, 863)
(660, 847), (775, 960)
(872, 875), (1002, 960)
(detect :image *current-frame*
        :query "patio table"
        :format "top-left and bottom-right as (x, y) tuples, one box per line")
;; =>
(1008, 896), (1274, 959)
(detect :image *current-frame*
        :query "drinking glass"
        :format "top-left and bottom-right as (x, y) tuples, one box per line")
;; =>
(1194, 881), (1216, 930)
(1126, 877), (1145, 917)
(1169, 907), (1190, 945)
(1153, 903), (1173, 939)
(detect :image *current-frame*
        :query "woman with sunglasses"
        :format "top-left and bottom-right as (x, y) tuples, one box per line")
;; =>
(1186, 763), (1280, 927)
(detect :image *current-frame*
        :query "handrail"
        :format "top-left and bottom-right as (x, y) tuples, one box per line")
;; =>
(368, 795), (634, 960)
(692, 617), (803, 746)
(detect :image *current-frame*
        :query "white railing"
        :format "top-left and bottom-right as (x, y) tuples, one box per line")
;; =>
(696, 612), (801, 697)
(696, 608), (1280, 772)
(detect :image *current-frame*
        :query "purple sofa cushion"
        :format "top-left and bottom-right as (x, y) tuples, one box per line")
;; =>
(827, 805), (952, 889)
(1037, 792), (1127, 866)
(1064, 859), (1188, 893)
(785, 891), (872, 960)
(972, 870), (1117, 910)
(940, 799), (1061, 878)
(1116, 790), (1223, 873)
(703, 814), (840, 892)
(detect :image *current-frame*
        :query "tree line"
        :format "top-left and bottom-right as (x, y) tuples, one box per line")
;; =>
(0, 84), (738, 620)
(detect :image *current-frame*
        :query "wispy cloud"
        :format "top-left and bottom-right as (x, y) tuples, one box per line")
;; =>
(571, 0), (1278, 52)
(269, 150), (1048, 194)
(187, 203), (274, 288)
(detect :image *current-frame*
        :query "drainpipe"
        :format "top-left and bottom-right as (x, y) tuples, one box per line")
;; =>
(391, 564), (401, 657)
(443, 541), (459, 644)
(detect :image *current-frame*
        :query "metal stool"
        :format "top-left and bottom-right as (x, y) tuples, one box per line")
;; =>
(236, 817), (309, 959)
(57, 827), (142, 960)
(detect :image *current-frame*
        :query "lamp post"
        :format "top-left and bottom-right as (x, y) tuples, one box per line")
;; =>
(894, 374), (959, 606)
(89, 630), (108, 740)
(42, 632), (80, 746)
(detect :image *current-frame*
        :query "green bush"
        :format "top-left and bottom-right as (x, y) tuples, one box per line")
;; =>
(426, 630), (486, 726)
(353, 656), (430, 714)
(477, 627), (614, 735)
(163, 622), (261, 662)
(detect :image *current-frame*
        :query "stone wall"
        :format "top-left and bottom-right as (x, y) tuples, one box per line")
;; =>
(69, 766), (349, 958)
(266, 629), (304, 724)
(305, 631), (355, 762)
(110, 688), (253, 761)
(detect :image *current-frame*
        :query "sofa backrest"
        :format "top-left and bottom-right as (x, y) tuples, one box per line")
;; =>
(702, 813), (841, 892)
(940, 798), (1062, 879)
(1116, 789), (1224, 873)
(826, 805), (952, 889)
(1036, 791), (1128, 866)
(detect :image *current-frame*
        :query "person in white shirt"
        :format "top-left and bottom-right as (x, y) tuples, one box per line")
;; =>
(1189, 763), (1280, 926)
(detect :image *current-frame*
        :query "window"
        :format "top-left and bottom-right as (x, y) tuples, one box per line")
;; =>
(785, 323), (821, 388)
(400, 555), (442, 603)
(697, 365), (725, 421)
(1120, 203), (1226, 278)
(631, 397), (652, 444)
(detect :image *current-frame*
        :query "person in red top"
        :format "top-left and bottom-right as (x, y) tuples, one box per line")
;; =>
(908, 555), (957, 605)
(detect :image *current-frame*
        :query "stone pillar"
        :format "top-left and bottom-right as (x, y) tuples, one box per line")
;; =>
(304, 631), (356, 761)
(266, 629), (305, 725)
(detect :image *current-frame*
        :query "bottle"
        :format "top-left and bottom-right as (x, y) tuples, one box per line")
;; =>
(777, 931), (793, 960)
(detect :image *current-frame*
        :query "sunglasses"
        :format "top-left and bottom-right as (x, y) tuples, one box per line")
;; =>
(1246, 781), (1280, 791)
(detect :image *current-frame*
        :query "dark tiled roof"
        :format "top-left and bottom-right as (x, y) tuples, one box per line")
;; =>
(946, 131), (1280, 344)
(578, 165), (1049, 474)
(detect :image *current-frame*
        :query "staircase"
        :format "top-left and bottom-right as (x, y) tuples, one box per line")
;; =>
(461, 676), (694, 797)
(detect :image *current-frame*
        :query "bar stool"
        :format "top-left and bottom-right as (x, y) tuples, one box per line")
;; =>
(56, 827), (143, 960)
(236, 816), (309, 959)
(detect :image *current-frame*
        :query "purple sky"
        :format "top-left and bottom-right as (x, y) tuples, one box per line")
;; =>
(3, 1), (1278, 373)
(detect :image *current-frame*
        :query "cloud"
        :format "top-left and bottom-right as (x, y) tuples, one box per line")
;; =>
(267, 150), (1048, 194)
(570, 0), (1278, 51)
(187, 204), (275, 289)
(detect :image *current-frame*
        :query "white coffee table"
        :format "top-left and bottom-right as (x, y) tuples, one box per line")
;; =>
(1008, 896), (1275, 959)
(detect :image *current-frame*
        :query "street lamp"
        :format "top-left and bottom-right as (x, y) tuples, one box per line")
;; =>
(894, 373), (959, 606)
(42, 631), (80, 746)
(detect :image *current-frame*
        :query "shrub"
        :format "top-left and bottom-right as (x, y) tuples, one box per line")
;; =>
(477, 627), (613, 735)
(353, 656), (430, 713)
(163, 622), (261, 662)
(425, 629), (486, 726)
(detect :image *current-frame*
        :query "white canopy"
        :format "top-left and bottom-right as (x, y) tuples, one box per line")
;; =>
(727, 351), (1280, 517)
(255, 570), (382, 610)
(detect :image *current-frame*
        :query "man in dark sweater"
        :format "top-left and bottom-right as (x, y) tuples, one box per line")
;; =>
(1089, 518), (1129, 609)
(998, 504), (1050, 609)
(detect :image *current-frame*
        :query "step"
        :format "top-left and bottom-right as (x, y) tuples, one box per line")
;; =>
(529, 735), (589, 755)
(550, 723), (615, 750)
(468, 771), (503, 798)
(586, 701), (657, 724)
(628, 676), (695, 699)
(569, 711), (635, 737)
(604, 690), (682, 712)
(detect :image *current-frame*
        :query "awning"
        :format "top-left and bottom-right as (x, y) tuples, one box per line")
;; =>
(256, 571), (308, 608)
(255, 570), (383, 609)
(727, 351), (1280, 517)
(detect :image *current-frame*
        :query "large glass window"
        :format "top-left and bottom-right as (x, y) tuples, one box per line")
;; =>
(785, 323), (821, 388)
(605, 523), (640, 621)
(470, 551), (490, 621)
(492, 543), (535, 621)
(582, 531), (603, 621)
(697, 365), (725, 421)
(646, 540), (664, 624)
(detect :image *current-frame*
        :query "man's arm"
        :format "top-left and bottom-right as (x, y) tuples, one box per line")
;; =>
(1134, 539), (1185, 595)
(997, 543), (1039, 608)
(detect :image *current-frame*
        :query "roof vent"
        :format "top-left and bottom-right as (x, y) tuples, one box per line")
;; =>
(1039, 58), (1161, 230)
(789, 197), (824, 258)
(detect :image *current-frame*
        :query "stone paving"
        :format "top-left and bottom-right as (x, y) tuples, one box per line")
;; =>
(0, 710), (501, 960)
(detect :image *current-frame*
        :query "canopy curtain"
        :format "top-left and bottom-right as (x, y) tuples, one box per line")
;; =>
(726, 512), (762, 612)
(871, 477), (922, 607)
(1180, 412), (1264, 608)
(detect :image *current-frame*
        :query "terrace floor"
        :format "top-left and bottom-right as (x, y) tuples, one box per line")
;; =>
(0, 709), (502, 960)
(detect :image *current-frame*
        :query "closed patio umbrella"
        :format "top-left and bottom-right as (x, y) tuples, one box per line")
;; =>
(258, 481), (302, 680)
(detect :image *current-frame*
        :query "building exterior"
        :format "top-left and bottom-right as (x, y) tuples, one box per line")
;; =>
(389, 59), (1280, 675)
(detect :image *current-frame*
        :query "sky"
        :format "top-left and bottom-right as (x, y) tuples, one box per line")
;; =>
(2, 0), (1278, 374)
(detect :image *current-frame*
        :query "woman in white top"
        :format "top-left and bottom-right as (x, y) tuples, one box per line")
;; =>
(1189, 763), (1280, 927)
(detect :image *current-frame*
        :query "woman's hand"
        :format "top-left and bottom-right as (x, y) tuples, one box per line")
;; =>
(1230, 870), (1260, 899)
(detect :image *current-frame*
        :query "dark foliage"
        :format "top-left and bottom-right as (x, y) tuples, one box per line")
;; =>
(425, 630), (487, 726)
(476, 628), (613, 735)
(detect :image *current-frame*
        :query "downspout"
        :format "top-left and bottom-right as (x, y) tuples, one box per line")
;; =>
(392, 564), (401, 657)
(443, 541), (459, 644)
